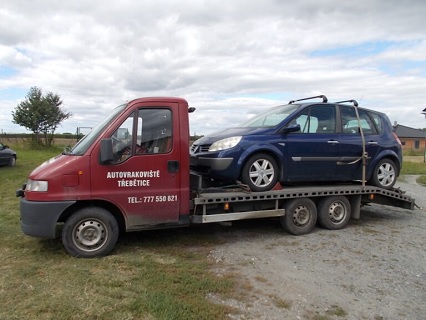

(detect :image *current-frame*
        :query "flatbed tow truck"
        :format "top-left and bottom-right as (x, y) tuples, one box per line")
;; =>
(16, 97), (415, 257)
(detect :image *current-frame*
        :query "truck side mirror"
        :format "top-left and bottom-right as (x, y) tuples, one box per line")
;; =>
(100, 139), (114, 164)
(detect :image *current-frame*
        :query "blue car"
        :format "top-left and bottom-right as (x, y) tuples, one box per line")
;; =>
(190, 95), (402, 191)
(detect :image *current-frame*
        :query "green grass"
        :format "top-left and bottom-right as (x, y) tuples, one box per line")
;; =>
(417, 175), (426, 186)
(403, 149), (425, 157)
(400, 161), (426, 175)
(0, 144), (236, 320)
(399, 155), (426, 183)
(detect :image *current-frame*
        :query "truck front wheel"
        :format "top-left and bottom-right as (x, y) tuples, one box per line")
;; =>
(62, 207), (119, 258)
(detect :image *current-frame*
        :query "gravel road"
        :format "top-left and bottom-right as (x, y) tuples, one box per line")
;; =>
(207, 175), (426, 320)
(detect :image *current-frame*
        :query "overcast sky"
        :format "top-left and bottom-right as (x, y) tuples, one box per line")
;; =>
(1, 0), (426, 136)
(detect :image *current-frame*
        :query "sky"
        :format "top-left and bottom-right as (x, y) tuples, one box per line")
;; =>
(1, 0), (426, 136)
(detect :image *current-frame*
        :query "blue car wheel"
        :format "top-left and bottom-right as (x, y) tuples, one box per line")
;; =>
(370, 158), (398, 189)
(241, 153), (279, 192)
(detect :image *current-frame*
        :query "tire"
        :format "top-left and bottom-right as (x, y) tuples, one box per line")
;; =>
(241, 153), (279, 192)
(8, 156), (16, 167)
(317, 196), (351, 230)
(62, 207), (119, 258)
(280, 198), (317, 235)
(370, 158), (398, 189)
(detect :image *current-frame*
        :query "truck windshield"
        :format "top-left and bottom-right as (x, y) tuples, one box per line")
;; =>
(240, 104), (300, 128)
(69, 103), (127, 155)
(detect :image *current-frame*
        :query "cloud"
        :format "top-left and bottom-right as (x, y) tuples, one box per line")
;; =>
(1, 0), (425, 136)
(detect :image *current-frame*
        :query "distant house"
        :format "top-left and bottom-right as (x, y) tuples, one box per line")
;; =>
(393, 124), (426, 151)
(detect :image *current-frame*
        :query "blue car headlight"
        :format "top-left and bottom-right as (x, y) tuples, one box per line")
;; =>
(209, 136), (242, 152)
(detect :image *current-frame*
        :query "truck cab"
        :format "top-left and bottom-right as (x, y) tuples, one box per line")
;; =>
(19, 97), (193, 257)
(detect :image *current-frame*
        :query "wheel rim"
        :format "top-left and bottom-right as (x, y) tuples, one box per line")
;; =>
(249, 159), (275, 188)
(292, 205), (311, 227)
(72, 218), (108, 252)
(328, 201), (346, 224)
(9, 157), (16, 166)
(377, 162), (395, 187)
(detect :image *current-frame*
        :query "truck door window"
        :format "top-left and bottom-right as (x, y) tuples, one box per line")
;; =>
(111, 112), (135, 163)
(110, 108), (173, 163)
(137, 108), (172, 154)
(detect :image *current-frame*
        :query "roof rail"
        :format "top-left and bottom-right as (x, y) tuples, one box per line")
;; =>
(289, 95), (328, 104)
(334, 99), (359, 107)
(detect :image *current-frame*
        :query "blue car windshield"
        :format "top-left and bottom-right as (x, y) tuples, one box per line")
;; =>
(70, 103), (127, 155)
(240, 104), (300, 128)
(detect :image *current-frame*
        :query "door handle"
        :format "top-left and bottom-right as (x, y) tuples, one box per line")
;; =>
(327, 140), (339, 144)
(368, 141), (378, 145)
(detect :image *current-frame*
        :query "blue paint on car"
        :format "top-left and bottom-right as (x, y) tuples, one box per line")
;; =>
(190, 96), (402, 191)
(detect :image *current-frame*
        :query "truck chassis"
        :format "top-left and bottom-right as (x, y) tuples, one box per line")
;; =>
(190, 179), (414, 236)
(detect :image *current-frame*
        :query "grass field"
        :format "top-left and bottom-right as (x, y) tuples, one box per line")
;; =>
(0, 144), (236, 320)
(400, 156), (426, 185)
(1, 144), (424, 319)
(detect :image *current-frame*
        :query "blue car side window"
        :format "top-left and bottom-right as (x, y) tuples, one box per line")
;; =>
(341, 106), (378, 135)
(293, 105), (336, 134)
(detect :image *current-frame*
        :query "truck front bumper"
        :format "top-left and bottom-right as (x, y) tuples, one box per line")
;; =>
(20, 198), (76, 239)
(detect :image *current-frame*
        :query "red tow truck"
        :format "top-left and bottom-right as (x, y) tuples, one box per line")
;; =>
(16, 97), (415, 257)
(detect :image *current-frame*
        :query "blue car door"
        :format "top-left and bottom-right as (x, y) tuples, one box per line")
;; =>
(281, 104), (341, 182)
(338, 106), (381, 180)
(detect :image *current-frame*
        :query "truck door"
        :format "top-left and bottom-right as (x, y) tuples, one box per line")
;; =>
(91, 103), (182, 229)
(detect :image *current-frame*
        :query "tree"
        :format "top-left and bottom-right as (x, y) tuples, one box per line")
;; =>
(12, 87), (72, 146)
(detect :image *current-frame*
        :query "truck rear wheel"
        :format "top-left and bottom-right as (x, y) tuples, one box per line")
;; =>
(317, 196), (351, 230)
(62, 207), (119, 258)
(280, 198), (317, 235)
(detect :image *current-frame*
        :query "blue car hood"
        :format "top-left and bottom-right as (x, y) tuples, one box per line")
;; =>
(196, 127), (274, 144)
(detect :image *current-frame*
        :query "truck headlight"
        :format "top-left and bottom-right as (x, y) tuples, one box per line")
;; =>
(209, 136), (242, 152)
(26, 179), (48, 192)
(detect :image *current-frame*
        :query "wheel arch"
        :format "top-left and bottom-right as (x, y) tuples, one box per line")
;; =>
(367, 151), (401, 179)
(238, 145), (285, 181)
(58, 200), (126, 234)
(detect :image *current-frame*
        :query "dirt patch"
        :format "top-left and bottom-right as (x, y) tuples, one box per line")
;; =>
(208, 177), (426, 319)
